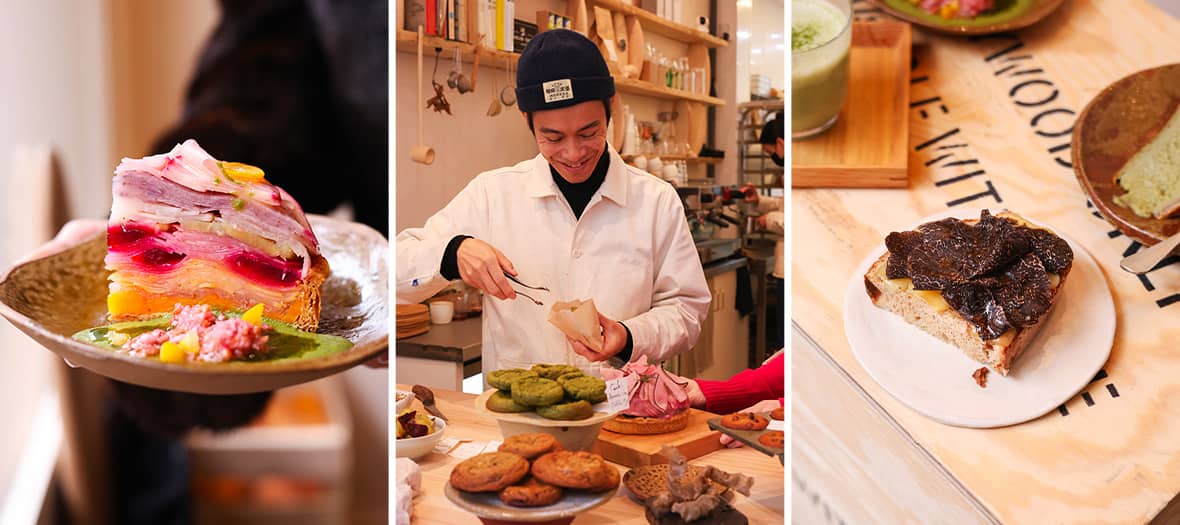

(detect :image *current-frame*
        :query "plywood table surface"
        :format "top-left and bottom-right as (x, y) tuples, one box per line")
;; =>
(397, 385), (785, 524)
(793, 0), (1180, 523)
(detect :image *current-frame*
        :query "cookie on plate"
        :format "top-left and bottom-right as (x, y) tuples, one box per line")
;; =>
(720, 412), (769, 431)
(449, 452), (530, 492)
(498, 476), (564, 507)
(488, 369), (538, 391)
(770, 407), (783, 421)
(558, 374), (607, 403)
(532, 451), (620, 492)
(531, 363), (582, 380)
(536, 400), (594, 421)
(759, 430), (784, 449)
(511, 377), (565, 407)
(486, 390), (531, 413)
(499, 433), (563, 460)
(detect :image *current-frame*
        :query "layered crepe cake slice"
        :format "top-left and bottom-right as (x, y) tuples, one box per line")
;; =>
(105, 140), (328, 331)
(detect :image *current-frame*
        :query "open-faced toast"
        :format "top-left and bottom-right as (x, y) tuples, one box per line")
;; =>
(863, 210), (1073, 375)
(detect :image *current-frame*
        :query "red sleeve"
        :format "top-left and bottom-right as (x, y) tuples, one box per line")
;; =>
(695, 353), (785, 414)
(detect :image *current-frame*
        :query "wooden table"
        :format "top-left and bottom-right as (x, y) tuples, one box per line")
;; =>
(397, 385), (785, 524)
(793, 1), (1180, 523)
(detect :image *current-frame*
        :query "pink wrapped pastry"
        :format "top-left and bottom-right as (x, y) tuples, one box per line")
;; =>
(601, 356), (692, 435)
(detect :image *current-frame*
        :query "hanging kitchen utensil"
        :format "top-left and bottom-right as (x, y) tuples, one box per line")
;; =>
(446, 47), (460, 89)
(411, 27), (435, 165)
(487, 69), (502, 116)
(500, 58), (517, 107)
(426, 47), (452, 115)
(468, 37), (482, 91)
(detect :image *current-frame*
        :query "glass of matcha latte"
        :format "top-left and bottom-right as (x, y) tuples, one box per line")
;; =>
(792, 0), (851, 139)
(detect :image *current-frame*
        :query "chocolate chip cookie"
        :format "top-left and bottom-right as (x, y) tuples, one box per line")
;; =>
(499, 433), (563, 460)
(449, 452), (530, 492)
(498, 476), (563, 507)
(758, 430), (784, 449)
(531, 451), (620, 492)
(720, 412), (769, 431)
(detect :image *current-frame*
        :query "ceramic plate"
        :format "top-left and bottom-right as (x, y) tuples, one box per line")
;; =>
(473, 389), (621, 428)
(868, 0), (1064, 35)
(1073, 63), (1180, 245)
(843, 209), (1115, 428)
(444, 481), (615, 523)
(0, 215), (388, 395)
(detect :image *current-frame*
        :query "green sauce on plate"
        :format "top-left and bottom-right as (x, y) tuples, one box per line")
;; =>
(72, 313), (353, 363)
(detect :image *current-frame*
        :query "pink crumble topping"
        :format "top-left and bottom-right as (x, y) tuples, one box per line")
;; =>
(122, 304), (271, 363)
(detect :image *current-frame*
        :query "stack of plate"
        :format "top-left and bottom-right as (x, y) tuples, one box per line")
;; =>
(396, 303), (430, 339)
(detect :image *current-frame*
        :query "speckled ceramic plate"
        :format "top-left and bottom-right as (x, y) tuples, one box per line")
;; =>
(868, 0), (1064, 35)
(1073, 63), (1180, 245)
(444, 481), (615, 523)
(0, 215), (388, 394)
(844, 209), (1115, 428)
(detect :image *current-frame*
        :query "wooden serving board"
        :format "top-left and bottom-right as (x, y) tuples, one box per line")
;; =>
(792, 21), (912, 188)
(592, 409), (723, 468)
(792, 1), (1180, 522)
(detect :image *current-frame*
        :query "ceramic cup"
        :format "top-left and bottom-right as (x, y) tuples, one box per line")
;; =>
(429, 300), (454, 324)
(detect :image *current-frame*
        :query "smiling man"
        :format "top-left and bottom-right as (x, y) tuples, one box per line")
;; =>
(397, 29), (710, 374)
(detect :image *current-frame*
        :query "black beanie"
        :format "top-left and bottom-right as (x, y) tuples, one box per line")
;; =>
(515, 29), (615, 112)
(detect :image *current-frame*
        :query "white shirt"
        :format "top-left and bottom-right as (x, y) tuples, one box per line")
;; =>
(397, 149), (711, 373)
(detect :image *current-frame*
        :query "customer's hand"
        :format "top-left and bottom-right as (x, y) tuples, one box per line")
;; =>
(720, 399), (782, 448)
(739, 183), (759, 204)
(568, 312), (628, 362)
(17, 219), (106, 264)
(456, 238), (517, 300)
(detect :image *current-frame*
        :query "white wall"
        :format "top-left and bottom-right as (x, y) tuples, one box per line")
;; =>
(0, 0), (113, 502)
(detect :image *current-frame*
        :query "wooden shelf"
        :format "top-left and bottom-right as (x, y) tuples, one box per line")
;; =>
(615, 76), (724, 105)
(585, 0), (728, 48)
(622, 154), (721, 164)
(396, 30), (724, 106)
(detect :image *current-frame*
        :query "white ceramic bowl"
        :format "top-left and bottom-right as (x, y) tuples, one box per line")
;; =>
(395, 416), (446, 459)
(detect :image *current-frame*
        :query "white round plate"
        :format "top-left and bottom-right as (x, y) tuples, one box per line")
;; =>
(843, 209), (1115, 428)
(444, 481), (615, 522)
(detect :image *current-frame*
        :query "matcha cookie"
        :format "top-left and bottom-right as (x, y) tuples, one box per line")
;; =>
(511, 377), (565, 407)
(488, 369), (538, 391)
(536, 400), (594, 420)
(557, 374), (607, 404)
(486, 390), (531, 413)
(531, 364), (582, 380)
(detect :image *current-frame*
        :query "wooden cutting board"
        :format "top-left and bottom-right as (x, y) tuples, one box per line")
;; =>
(792, 21), (912, 188)
(592, 409), (724, 468)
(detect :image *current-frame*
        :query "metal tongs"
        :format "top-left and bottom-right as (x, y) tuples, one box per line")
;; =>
(505, 271), (549, 306)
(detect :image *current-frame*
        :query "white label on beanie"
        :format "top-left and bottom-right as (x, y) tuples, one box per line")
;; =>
(542, 79), (574, 104)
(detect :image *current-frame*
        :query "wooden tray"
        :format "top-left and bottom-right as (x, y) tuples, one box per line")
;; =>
(1072, 63), (1180, 245)
(792, 21), (911, 188)
(705, 412), (783, 464)
(592, 409), (723, 468)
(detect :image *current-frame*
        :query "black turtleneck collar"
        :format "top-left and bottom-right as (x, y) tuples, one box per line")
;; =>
(550, 149), (611, 220)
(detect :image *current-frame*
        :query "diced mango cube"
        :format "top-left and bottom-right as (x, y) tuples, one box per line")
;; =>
(180, 330), (200, 354)
(107, 290), (145, 315)
(242, 304), (264, 326)
(218, 161), (266, 183)
(160, 341), (185, 363)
